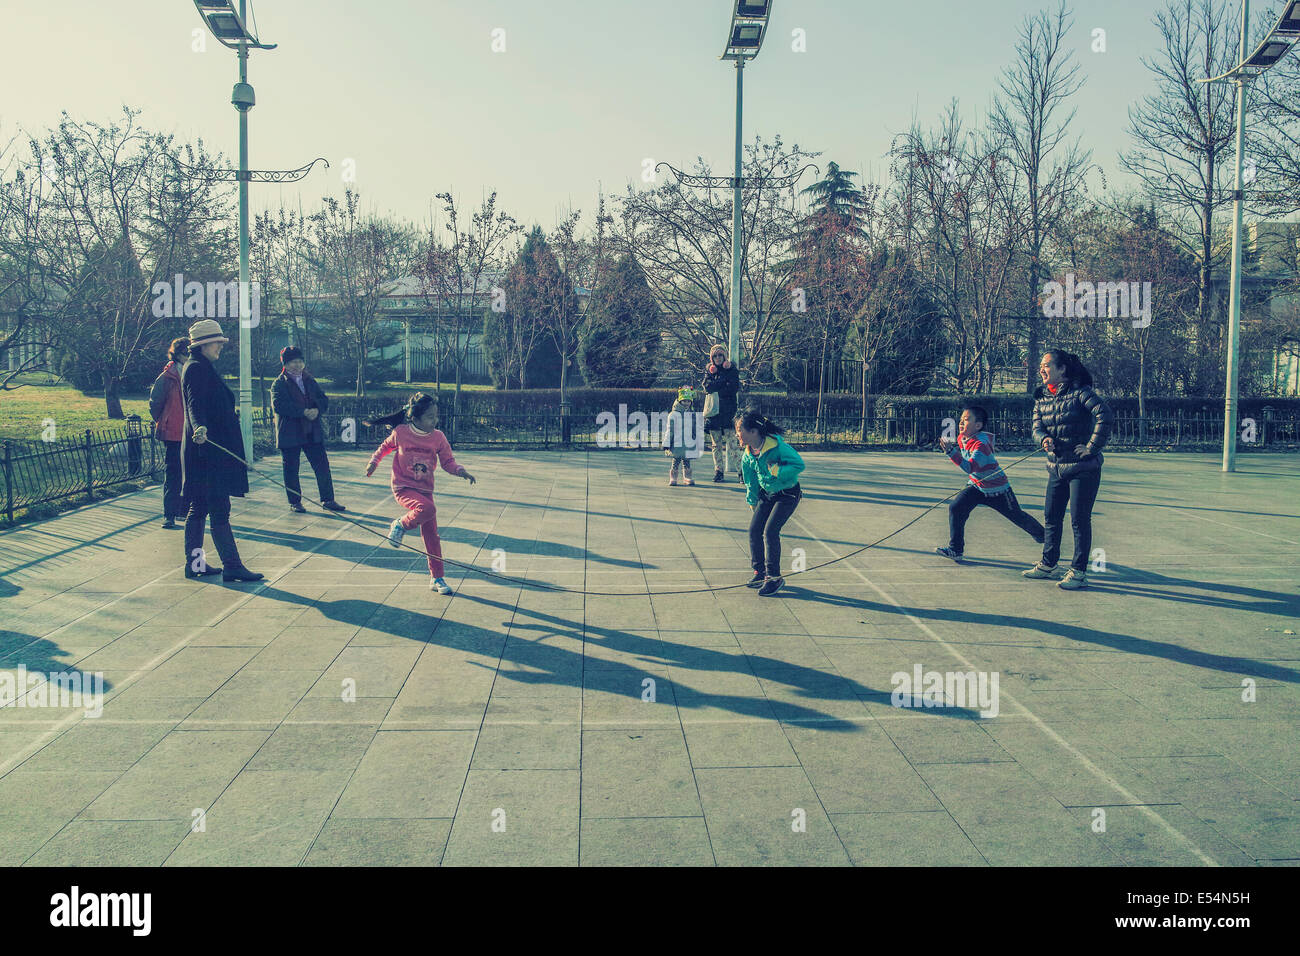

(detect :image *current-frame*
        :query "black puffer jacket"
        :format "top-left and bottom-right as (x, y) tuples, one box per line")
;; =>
(701, 363), (740, 431)
(181, 351), (250, 499)
(1032, 379), (1114, 474)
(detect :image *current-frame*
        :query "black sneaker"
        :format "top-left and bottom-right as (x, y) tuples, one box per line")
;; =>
(289, 502), (307, 514)
(935, 546), (963, 562)
(184, 564), (222, 580)
(321, 500), (347, 512)
(161, 517), (177, 529)
(713, 471), (724, 483)
(758, 577), (784, 596)
(746, 571), (765, 588)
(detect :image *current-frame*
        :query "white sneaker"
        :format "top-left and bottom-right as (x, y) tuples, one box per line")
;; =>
(430, 577), (452, 594)
(1058, 569), (1088, 590)
(388, 518), (406, 548)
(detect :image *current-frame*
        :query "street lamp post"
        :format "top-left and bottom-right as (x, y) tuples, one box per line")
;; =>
(190, 1), (275, 462)
(1202, 0), (1300, 472)
(721, 2), (773, 368)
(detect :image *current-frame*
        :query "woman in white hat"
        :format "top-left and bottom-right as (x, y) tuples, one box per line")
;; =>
(180, 319), (264, 583)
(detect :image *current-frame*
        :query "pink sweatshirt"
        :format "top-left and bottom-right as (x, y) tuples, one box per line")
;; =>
(368, 424), (461, 495)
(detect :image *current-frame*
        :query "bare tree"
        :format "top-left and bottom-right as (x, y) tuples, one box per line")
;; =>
(311, 189), (417, 398)
(990, 0), (1092, 392)
(0, 138), (60, 389)
(617, 135), (817, 387)
(13, 108), (231, 417)
(417, 191), (522, 410)
(889, 104), (1028, 393)
(1120, 0), (1247, 396)
(547, 198), (614, 404)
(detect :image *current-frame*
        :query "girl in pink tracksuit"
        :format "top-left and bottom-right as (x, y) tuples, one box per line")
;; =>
(364, 393), (476, 593)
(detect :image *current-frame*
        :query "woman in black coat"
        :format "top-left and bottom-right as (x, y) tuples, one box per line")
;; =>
(271, 345), (345, 514)
(1025, 349), (1113, 590)
(701, 343), (742, 481)
(180, 320), (263, 583)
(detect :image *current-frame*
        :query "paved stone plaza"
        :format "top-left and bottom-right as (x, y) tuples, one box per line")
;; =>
(1, 449), (1297, 866)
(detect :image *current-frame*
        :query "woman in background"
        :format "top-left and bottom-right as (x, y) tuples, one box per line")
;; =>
(149, 337), (189, 529)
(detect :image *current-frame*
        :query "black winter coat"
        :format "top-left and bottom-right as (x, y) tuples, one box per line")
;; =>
(1032, 379), (1114, 475)
(271, 371), (329, 448)
(701, 363), (740, 431)
(181, 351), (249, 499)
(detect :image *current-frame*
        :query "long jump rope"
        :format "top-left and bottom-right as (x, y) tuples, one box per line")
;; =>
(203, 437), (1042, 597)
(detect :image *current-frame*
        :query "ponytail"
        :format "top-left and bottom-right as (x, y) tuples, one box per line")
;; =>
(363, 391), (438, 431)
(1044, 349), (1093, 389)
(734, 408), (785, 437)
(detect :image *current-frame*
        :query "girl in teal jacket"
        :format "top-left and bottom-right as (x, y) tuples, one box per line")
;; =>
(736, 410), (805, 596)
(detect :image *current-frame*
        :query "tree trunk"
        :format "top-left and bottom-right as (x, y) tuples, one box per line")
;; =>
(559, 339), (568, 407)
(104, 375), (124, 420)
(1026, 244), (1041, 394)
(860, 356), (868, 443)
(816, 329), (829, 440)
(356, 341), (366, 399)
(1138, 344), (1147, 444)
(455, 356), (463, 414)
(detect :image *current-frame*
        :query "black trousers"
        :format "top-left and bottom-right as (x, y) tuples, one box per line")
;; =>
(281, 443), (335, 506)
(749, 486), (801, 578)
(163, 440), (185, 519)
(948, 485), (1044, 554)
(1042, 467), (1102, 573)
(184, 485), (242, 571)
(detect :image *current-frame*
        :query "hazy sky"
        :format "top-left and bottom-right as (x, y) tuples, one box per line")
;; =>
(0, 0), (1251, 232)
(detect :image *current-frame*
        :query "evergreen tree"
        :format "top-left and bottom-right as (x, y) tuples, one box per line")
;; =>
(578, 254), (661, 388)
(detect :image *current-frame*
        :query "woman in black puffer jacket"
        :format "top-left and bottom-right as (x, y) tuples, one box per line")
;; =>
(1024, 349), (1113, 590)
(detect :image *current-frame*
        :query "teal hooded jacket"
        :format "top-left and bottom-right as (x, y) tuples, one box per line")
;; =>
(740, 434), (805, 507)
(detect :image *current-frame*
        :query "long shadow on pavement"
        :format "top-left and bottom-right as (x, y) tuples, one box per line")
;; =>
(241, 582), (986, 728)
(785, 590), (1300, 685)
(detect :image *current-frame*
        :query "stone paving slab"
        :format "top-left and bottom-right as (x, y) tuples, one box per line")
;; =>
(1, 449), (1298, 865)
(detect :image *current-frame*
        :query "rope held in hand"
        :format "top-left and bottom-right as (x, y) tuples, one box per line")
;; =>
(200, 437), (1042, 597)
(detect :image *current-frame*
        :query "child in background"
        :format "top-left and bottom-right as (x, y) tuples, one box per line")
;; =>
(735, 409), (805, 597)
(936, 404), (1044, 562)
(663, 386), (701, 486)
(364, 393), (476, 594)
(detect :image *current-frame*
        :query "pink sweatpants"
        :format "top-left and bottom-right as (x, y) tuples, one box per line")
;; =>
(394, 488), (444, 577)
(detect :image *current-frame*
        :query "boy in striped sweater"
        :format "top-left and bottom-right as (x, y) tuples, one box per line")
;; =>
(936, 405), (1044, 562)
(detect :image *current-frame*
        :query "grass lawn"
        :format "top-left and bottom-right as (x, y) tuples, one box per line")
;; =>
(0, 377), (497, 443)
(0, 383), (151, 443)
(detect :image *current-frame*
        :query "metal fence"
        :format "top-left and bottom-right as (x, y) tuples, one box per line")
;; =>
(251, 406), (1300, 453)
(2, 417), (163, 523)
(5, 406), (1296, 524)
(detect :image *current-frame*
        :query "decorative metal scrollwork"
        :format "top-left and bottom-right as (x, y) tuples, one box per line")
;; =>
(171, 156), (329, 183)
(655, 161), (820, 190)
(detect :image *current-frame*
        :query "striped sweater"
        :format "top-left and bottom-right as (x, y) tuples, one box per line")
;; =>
(946, 431), (1010, 495)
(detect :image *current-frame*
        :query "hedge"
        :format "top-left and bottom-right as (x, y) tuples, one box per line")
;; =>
(302, 387), (1300, 426)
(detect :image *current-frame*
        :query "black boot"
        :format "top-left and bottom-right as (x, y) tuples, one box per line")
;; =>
(183, 517), (222, 579)
(210, 521), (264, 583)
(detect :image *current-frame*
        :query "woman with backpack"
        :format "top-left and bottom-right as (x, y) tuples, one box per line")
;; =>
(701, 343), (741, 482)
(1024, 350), (1114, 591)
(148, 337), (189, 529)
